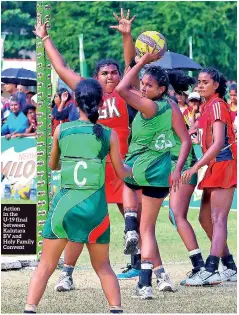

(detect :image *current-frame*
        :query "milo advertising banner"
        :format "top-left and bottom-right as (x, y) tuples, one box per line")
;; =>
(1, 137), (37, 202)
(1, 137), (37, 255)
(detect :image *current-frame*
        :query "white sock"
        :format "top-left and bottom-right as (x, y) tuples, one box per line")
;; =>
(24, 304), (37, 312)
(189, 248), (201, 257)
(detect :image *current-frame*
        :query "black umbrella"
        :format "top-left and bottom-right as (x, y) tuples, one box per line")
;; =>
(1, 68), (37, 86)
(148, 51), (202, 70)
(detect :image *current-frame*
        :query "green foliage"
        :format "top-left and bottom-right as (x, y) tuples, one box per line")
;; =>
(1, 1), (236, 79)
(2, 1), (36, 58)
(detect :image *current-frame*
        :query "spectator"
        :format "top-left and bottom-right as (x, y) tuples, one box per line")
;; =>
(17, 84), (27, 94)
(176, 91), (189, 114)
(187, 92), (201, 127)
(3, 83), (27, 110)
(11, 105), (37, 138)
(26, 91), (36, 105)
(228, 84), (237, 123)
(1, 96), (30, 138)
(31, 94), (38, 108)
(51, 88), (79, 135)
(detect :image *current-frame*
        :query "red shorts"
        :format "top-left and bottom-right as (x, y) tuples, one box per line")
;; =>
(105, 162), (124, 204)
(198, 160), (237, 189)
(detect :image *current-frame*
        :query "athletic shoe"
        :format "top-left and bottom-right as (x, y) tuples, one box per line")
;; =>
(156, 272), (175, 292)
(117, 264), (140, 280)
(124, 231), (139, 255)
(133, 284), (153, 300)
(54, 271), (75, 292)
(110, 306), (123, 313)
(180, 267), (221, 286)
(220, 266), (237, 282)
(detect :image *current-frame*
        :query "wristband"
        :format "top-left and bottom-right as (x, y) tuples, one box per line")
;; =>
(42, 35), (50, 41)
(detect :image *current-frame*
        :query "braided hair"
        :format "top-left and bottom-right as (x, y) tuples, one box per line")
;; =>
(144, 66), (195, 96)
(75, 79), (103, 140)
(93, 59), (121, 77)
(199, 67), (227, 99)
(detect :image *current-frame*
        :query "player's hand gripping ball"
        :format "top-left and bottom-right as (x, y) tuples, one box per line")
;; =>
(135, 31), (167, 60)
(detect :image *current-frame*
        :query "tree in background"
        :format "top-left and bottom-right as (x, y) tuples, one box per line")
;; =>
(1, 1), (236, 79)
(2, 1), (36, 58)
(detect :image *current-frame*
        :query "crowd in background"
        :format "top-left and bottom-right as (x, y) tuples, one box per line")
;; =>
(1, 78), (237, 139)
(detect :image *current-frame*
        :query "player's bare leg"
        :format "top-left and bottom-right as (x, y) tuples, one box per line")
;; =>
(87, 243), (123, 313)
(24, 239), (69, 313)
(169, 184), (205, 286)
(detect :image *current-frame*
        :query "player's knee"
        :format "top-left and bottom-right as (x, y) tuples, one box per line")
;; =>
(211, 211), (228, 225)
(38, 261), (56, 277)
(92, 261), (111, 276)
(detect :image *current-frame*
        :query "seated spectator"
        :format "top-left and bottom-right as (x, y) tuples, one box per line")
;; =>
(26, 91), (36, 105)
(11, 105), (37, 138)
(228, 84), (237, 123)
(51, 88), (79, 135)
(1, 97), (30, 138)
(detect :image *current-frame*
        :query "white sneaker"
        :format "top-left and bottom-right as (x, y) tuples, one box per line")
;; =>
(133, 284), (153, 300)
(180, 267), (221, 286)
(220, 266), (237, 282)
(54, 271), (75, 292)
(156, 272), (175, 292)
(124, 230), (139, 255)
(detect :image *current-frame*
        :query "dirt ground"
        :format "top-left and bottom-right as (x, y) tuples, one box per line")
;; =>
(1, 263), (237, 314)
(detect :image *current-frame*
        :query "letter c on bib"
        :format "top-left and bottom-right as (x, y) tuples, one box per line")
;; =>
(74, 161), (87, 187)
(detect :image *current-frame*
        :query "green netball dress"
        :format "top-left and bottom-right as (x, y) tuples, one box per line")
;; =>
(124, 98), (175, 187)
(171, 131), (198, 186)
(42, 120), (112, 243)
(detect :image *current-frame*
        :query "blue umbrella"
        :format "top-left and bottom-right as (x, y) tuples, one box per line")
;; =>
(148, 51), (202, 70)
(1, 68), (37, 86)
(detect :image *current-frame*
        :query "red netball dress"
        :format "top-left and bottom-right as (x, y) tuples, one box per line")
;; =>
(198, 94), (237, 189)
(98, 90), (130, 203)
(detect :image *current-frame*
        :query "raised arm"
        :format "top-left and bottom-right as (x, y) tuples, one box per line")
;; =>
(115, 52), (161, 117)
(109, 130), (132, 179)
(110, 8), (136, 70)
(33, 21), (83, 91)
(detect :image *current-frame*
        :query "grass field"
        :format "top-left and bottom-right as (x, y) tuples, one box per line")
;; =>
(1, 205), (237, 313)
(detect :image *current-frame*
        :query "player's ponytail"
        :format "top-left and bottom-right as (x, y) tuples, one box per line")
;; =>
(144, 66), (195, 96)
(199, 68), (227, 99)
(167, 70), (195, 95)
(75, 79), (103, 140)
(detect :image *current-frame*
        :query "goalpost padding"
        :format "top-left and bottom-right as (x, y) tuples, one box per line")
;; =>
(36, 1), (52, 260)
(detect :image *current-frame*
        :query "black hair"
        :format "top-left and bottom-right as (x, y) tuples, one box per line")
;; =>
(144, 66), (195, 97)
(93, 59), (121, 77)
(199, 67), (227, 99)
(229, 83), (237, 92)
(23, 105), (36, 116)
(26, 91), (35, 96)
(75, 78), (103, 140)
(56, 88), (71, 102)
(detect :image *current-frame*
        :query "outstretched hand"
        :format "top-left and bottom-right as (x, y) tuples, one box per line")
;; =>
(33, 20), (48, 39)
(110, 8), (136, 35)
